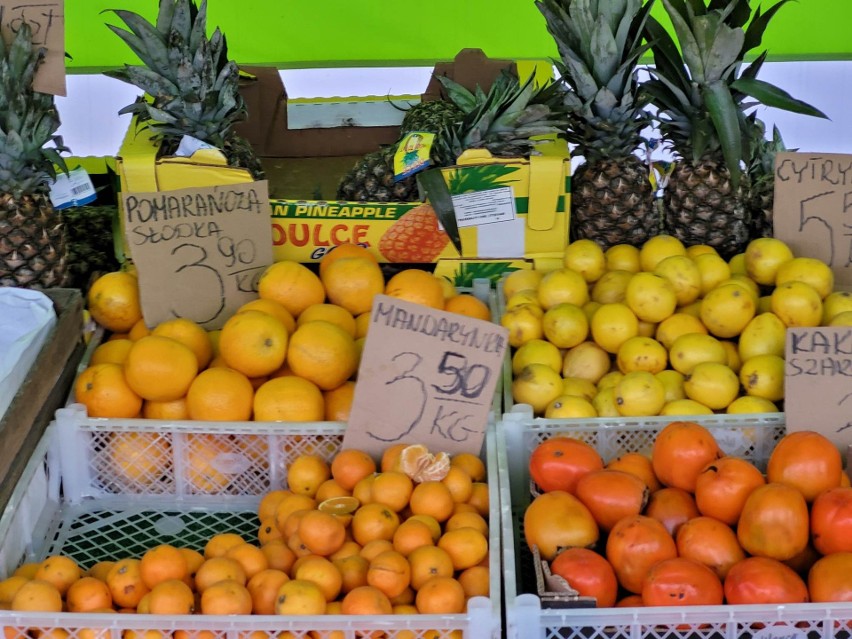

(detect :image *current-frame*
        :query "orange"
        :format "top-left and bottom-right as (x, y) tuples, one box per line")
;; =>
(106, 558), (149, 609)
(384, 268), (445, 310)
(204, 532), (247, 559)
(142, 397), (189, 420)
(124, 335), (199, 402)
(293, 556), (342, 601)
(246, 568), (290, 615)
(237, 298), (297, 334)
(34, 555), (81, 596)
(298, 511), (346, 556)
(90, 339), (133, 366)
(331, 449), (377, 492)
(151, 318), (213, 369)
(298, 303), (358, 338)
(139, 544), (188, 589)
(351, 503), (400, 546)
(392, 518), (435, 556)
(185, 367), (254, 421)
(274, 578), (327, 614)
(366, 550), (411, 598)
(195, 557), (247, 592)
(286, 320), (359, 391)
(315, 479), (351, 502)
(450, 453), (486, 482)
(407, 546), (454, 591)
(334, 553), (370, 594)
(437, 528), (489, 570)
(219, 310), (288, 378)
(354, 312), (371, 339)
(105, 431), (169, 489)
(415, 576), (466, 614)
(128, 318), (150, 341)
(340, 585), (393, 615)
(287, 454), (331, 498)
(87, 271), (142, 332)
(321, 256), (386, 316)
(75, 363), (142, 418)
(225, 543), (270, 579)
(370, 472), (414, 513)
(467, 482), (490, 517)
(9, 579), (63, 612)
(254, 376), (325, 421)
(261, 540), (297, 574)
(458, 565), (490, 599)
(64, 576), (113, 612)
(323, 381), (356, 422)
(410, 481), (455, 522)
(200, 579), (252, 614)
(184, 433), (234, 493)
(147, 579), (195, 615)
(258, 260), (326, 318)
(444, 294), (491, 321)
(319, 243), (379, 276)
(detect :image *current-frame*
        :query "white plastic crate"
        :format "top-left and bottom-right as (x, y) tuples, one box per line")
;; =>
(497, 404), (852, 639)
(0, 406), (502, 639)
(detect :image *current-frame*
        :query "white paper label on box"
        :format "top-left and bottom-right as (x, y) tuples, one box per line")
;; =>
(451, 187), (516, 227)
(477, 217), (525, 258)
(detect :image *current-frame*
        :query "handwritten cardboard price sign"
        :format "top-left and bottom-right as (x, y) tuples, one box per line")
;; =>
(785, 327), (852, 451)
(1, 0), (65, 96)
(343, 295), (508, 458)
(123, 181), (273, 330)
(773, 152), (852, 289)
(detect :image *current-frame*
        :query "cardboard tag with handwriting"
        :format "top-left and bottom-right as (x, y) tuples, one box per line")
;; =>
(123, 181), (273, 330)
(785, 327), (852, 451)
(1, 1), (65, 96)
(344, 295), (507, 458)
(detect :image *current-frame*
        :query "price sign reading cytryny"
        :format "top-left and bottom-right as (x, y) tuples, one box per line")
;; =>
(0, 1), (65, 95)
(344, 295), (508, 457)
(122, 181), (273, 330)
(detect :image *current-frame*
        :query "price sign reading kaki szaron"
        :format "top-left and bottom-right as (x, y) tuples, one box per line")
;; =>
(344, 295), (508, 457)
(123, 181), (273, 330)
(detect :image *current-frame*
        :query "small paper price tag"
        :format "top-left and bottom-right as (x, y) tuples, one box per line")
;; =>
(393, 132), (435, 181)
(49, 167), (97, 209)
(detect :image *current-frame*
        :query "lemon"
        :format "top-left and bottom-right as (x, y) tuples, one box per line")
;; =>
(561, 377), (598, 402)
(700, 283), (757, 338)
(512, 339), (562, 376)
(656, 369), (686, 402)
(655, 313), (708, 350)
(683, 362), (739, 410)
(744, 237), (793, 286)
(739, 354), (785, 402)
(720, 275), (760, 303)
(775, 257), (834, 299)
(726, 396), (780, 414)
(669, 333), (727, 375)
(616, 336), (668, 374)
(561, 341), (612, 384)
(771, 281), (823, 327)
(720, 340), (742, 374)
(582, 301), (602, 322)
(738, 312), (787, 361)
(829, 311), (852, 327)
(592, 387), (621, 417)
(591, 270), (633, 304)
(693, 252), (732, 296)
(542, 303), (589, 349)
(502, 269), (544, 300)
(823, 291), (852, 323)
(639, 235), (686, 272)
(654, 255), (702, 306)
(625, 273), (678, 323)
(500, 303), (544, 348)
(564, 239), (607, 283)
(605, 244), (642, 273)
(637, 320), (657, 338)
(614, 370), (666, 417)
(505, 289), (542, 311)
(537, 268), (590, 310)
(660, 399), (714, 416)
(757, 295), (773, 314)
(590, 303), (639, 353)
(597, 370), (624, 391)
(677, 300), (703, 318)
(686, 245), (718, 259)
(512, 363), (564, 415)
(544, 395), (598, 419)
(728, 252), (747, 275)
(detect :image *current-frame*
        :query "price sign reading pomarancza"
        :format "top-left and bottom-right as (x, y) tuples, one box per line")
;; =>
(344, 294), (508, 457)
(122, 181), (273, 330)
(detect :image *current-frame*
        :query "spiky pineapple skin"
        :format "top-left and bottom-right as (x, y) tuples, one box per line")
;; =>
(571, 156), (660, 250)
(337, 147), (419, 203)
(379, 204), (450, 262)
(0, 192), (69, 288)
(664, 157), (751, 259)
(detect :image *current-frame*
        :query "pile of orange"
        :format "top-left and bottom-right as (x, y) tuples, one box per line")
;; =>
(79, 245), (492, 422)
(0, 445), (490, 620)
(524, 422), (852, 607)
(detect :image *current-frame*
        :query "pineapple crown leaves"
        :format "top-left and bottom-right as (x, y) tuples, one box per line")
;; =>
(644, 0), (827, 189)
(103, 0), (246, 148)
(0, 22), (69, 196)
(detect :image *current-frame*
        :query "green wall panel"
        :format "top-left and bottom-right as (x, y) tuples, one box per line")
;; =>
(68, 1), (852, 72)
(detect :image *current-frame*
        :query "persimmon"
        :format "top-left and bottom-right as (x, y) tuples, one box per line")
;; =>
(644, 487), (699, 536)
(549, 548), (618, 607)
(651, 421), (722, 492)
(766, 430), (843, 502)
(642, 557), (723, 606)
(808, 552), (852, 602)
(574, 469), (649, 532)
(737, 483), (809, 561)
(810, 487), (852, 555)
(528, 437), (603, 494)
(693, 457), (766, 525)
(724, 557), (808, 604)
(606, 515), (677, 594)
(524, 491), (599, 561)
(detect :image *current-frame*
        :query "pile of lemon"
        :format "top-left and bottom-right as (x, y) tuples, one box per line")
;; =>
(501, 236), (851, 418)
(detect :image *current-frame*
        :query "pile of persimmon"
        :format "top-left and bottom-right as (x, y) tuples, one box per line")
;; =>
(524, 422), (852, 607)
(0, 445), (490, 620)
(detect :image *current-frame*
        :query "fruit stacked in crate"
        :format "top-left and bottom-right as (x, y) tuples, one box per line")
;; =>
(80, 245), (492, 422)
(502, 235), (850, 418)
(522, 420), (852, 607)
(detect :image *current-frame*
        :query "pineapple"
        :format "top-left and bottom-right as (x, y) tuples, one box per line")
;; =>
(536, 0), (659, 250)
(104, 0), (264, 179)
(745, 116), (787, 239)
(0, 23), (71, 289)
(644, 0), (826, 257)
